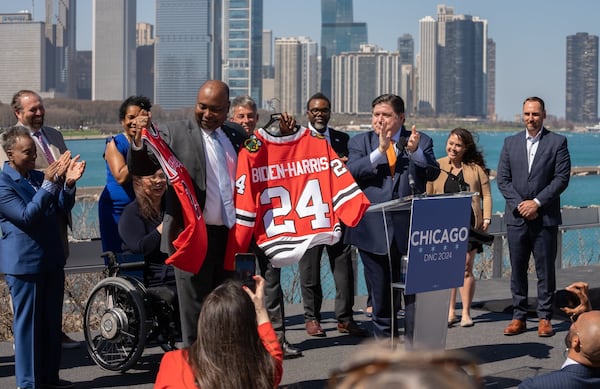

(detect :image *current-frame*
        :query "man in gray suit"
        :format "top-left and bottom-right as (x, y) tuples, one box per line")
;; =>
(497, 96), (571, 337)
(1, 90), (80, 350)
(130, 80), (247, 346)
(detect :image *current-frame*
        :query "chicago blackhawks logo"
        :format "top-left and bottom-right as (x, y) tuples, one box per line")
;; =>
(244, 136), (262, 152)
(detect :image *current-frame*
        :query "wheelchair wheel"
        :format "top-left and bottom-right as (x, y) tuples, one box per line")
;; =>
(84, 277), (147, 372)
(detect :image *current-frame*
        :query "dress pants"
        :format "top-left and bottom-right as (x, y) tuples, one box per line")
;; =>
(507, 221), (558, 320)
(358, 242), (404, 339)
(6, 270), (64, 389)
(175, 225), (228, 346)
(254, 241), (286, 341)
(298, 240), (354, 323)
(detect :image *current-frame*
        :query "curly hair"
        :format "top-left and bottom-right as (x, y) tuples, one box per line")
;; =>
(118, 95), (152, 121)
(188, 279), (276, 389)
(449, 128), (486, 169)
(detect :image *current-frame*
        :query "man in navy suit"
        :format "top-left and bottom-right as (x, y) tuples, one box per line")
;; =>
(497, 97), (571, 337)
(130, 80), (248, 346)
(519, 309), (600, 388)
(298, 92), (367, 338)
(345, 94), (439, 339)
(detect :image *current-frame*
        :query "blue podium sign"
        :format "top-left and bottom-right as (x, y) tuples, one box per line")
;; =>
(404, 195), (472, 295)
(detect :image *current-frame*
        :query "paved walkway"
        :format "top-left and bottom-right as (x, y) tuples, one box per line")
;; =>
(1, 264), (598, 389)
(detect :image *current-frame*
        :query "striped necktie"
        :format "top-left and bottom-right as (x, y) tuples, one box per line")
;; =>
(33, 130), (55, 163)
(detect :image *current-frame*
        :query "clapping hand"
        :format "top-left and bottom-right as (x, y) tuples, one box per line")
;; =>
(65, 155), (86, 188)
(406, 125), (420, 152)
(44, 151), (72, 183)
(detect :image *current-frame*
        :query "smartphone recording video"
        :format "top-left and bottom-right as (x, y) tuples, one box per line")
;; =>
(235, 253), (257, 290)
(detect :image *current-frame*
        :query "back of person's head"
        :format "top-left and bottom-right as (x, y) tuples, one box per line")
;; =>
(571, 310), (600, 366)
(329, 342), (482, 389)
(188, 279), (276, 389)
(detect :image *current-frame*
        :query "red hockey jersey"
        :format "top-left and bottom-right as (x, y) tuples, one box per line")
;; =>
(224, 126), (370, 269)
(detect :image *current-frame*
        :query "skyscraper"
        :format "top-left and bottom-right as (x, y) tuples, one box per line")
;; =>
(321, 0), (367, 98)
(0, 13), (45, 104)
(274, 36), (318, 115)
(45, 0), (76, 97)
(222, 0), (263, 103)
(92, 0), (136, 101)
(397, 33), (414, 66)
(418, 6), (488, 118)
(137, 23), (154, 101)
(418, 16), (437, 114)
(566, 32), (598, 123)
(155, 0), (220, 110)
(332, 45), (403, 114)
(486, 38), (496, 121)
(262, 29), (274, 79)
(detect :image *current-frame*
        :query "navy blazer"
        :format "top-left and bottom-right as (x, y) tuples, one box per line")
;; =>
(327, 127), (350, 158)
(0, 163), (74, 274)
(496, 128), (571, 227)
(518, 363), (600, 389)
(344, 126), (439, 255)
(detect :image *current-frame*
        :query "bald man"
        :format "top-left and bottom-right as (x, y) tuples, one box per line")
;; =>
(130, 80), (247, 346)
(519, 307), (600, 388)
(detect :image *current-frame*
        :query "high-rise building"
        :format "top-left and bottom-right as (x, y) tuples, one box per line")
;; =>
(92, 0), (136, 101)
(566, 32), (598, 123)
(397, 33), (414, 66)
(155, 0), (220, 110)
(418, 16), (437, 114)
(418, 7), (488, 117)
(486, 38), (496, 121)
(274, 36), (318, 115)
(262, 29), (274, 79)
(0, 13), (45, 104)
(222, 0), (263, 103)
(45, 0), (76, 97)
(136, 22), (155, 101)
(136, 22), (154, 46)
(321, 0), (367, 98)
(331, 45), (403, 114)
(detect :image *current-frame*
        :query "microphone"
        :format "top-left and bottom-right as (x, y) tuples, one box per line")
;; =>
(394, 136), (418, 195)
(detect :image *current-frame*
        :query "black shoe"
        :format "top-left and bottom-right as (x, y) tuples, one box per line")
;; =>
(41, 379), (74, 389)
(280, 339), (303, 359)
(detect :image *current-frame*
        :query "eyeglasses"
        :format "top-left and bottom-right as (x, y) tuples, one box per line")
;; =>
(309, 108), (331, 116)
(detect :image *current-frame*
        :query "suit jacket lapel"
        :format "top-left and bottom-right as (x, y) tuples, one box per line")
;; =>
(528, 127), (547, 174)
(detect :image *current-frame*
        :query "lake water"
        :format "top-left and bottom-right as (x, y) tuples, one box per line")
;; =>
(67, 130), (600, 213)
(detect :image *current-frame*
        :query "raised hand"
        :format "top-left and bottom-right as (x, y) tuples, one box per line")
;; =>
(279, 112), (296, 135)
(133, 110), (151, 147)
(561, 281), (592, 319)
(406, 124), (420, 152)
(243, 275), (270, 325)
(65, 155), (86, 188)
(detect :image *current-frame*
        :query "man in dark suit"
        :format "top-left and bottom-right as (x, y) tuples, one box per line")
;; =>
(228, 95), (302, 358)
(298, 92), (367, 338)
(130, 80), (247, 346)
(0, 90), (80, 349)
(497, 96), (571, 337)
(519, 308), (600, 388)
(345, 94), (439, 339)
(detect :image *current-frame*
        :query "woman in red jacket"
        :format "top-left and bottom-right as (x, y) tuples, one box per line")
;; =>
(155, 275), (283, 389)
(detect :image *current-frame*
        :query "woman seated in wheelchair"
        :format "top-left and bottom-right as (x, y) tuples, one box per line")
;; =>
(155, 276), (283, 389)
(118, 157), (178, 334)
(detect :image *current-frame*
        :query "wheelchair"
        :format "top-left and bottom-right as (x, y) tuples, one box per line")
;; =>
(83, 252), (180, 372)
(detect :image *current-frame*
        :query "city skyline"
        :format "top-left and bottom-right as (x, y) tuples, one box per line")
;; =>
(4, 0), (600, 121)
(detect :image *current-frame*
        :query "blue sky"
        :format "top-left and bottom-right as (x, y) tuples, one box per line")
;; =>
(4, 0), (600, 121)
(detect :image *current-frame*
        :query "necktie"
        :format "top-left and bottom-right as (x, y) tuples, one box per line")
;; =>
(33, 130), (55, 163)
(386, 141), (397, 174)
(211, 131), (236, 228)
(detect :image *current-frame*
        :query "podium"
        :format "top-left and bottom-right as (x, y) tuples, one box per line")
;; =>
(366, 193), (474, 349)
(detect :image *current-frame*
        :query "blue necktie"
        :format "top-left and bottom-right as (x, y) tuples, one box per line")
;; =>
(211, 131), (235, 227)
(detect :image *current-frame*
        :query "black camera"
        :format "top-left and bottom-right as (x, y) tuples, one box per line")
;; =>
(554, 289), (580, 309)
